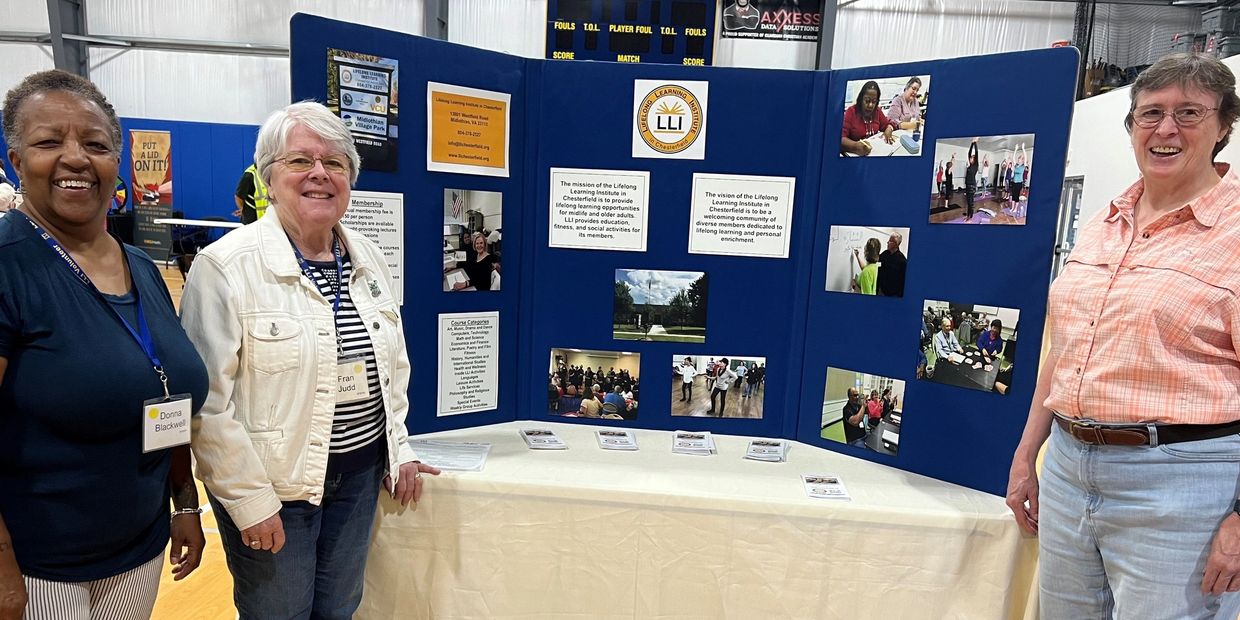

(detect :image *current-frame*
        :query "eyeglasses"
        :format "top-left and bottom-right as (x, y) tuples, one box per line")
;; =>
(1130, 104), (1219, 128)
(275, 152), (351, 175)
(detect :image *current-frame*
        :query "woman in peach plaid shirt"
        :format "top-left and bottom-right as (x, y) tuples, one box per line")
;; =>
(1008, 53), (1240, 619)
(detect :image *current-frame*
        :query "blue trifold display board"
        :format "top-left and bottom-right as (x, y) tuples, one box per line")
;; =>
(291, 14), (1078, 496)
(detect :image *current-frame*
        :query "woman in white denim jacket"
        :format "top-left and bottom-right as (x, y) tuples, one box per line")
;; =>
(180, 101), (439, 620)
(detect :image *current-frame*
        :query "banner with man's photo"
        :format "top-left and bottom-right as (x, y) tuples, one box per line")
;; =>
(720, 0), (822, 42)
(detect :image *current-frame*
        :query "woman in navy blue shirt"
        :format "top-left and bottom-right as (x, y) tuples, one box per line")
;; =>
(0, 71), (208, 619)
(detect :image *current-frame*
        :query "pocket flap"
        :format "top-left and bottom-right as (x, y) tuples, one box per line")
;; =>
(248, 317), (302, 341)
(248, 429), (284, 442)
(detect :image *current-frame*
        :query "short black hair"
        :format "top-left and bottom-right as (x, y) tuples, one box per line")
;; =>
(3, 70), (122, 150)
(855, 81), (881, 109)
(990, 319), (1003, 330)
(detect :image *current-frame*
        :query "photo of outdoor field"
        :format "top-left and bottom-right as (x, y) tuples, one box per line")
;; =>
(613, 269), (708, 343)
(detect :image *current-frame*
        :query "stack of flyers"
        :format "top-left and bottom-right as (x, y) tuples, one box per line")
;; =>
(520, 428), (568, 450)
(744, 439), (787, 462)
(802, 474), (851, 500)
(596, 429), (639, 450)
(672, 430), (717, 456)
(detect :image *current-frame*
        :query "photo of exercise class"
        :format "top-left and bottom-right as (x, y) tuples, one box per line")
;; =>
(928, 134), (1035, 225)
(825, 225), (910, 297)
(443, 188), (503, 291)
(821, 367), (905, 456)
(918, 299), (1020, 394)
(671, 355), (766, 419)
(547, 348), (640, 420)
(614, 269), (708, 343)
(840, 74), (930, 157)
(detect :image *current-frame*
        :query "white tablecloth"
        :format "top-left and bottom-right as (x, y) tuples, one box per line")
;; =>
(359, 422), (1038, 619)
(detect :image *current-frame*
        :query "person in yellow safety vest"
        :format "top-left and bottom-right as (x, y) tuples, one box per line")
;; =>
(232, 163), (269, 224)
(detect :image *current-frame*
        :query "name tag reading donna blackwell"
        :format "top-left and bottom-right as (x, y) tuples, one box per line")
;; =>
(338, 355), (372, 404)
(142, 394), (193, 453)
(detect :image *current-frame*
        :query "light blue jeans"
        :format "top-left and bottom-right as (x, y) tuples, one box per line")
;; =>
(209, 455), (384, 620)
(1040, 424), (1240, 619)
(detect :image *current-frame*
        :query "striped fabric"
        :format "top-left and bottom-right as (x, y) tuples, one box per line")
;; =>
(306, 256), (386, 453)
(1045, 164), (1240, 424)
(22, 553), (161, 620)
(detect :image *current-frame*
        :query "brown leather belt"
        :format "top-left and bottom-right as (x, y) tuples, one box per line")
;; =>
(1053, 414), (1240, 447)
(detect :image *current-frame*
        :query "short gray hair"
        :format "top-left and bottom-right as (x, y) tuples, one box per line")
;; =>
(254, 100), (361, 188)
(1126, 53), (1240, 158)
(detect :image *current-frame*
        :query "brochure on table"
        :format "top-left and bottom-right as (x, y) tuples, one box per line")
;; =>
(290, 14), (1078, 496)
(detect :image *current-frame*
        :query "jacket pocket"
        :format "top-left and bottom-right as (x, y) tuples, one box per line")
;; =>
(246, 316), (302, 375)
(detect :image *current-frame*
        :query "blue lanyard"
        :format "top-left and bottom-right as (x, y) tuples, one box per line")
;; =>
(12, 209), (170, 397)
(288, 231), (345, 351)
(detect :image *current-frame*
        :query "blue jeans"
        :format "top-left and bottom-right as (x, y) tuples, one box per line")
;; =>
(209, 455), (384, 620)
(1040, 424), (1240, 619)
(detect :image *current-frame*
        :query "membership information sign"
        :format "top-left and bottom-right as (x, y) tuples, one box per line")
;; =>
(327, 48), (399, 172)
(340, 190), (405, 304)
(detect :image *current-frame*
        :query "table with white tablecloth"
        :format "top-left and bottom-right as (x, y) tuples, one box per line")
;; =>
(360, 422), (1038, 619)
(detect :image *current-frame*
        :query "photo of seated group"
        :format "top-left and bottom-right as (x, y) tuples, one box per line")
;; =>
(547, 348), (640, 420)
(928, 134), (1035, 225)
(671, 355), (766, 419)
(613, 269), (708, 343)
(443, 188), (502, 291)
(918, 299), (1019, 394)
(820, 367), (905, 456)
(840, 74), (930, 157)
(824, 225), (909, 297)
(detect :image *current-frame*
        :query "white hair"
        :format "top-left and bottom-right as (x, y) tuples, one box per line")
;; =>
(253, 100), (361, 188)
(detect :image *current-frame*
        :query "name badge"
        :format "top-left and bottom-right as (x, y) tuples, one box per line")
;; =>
(338, 354), (371, 404)
(142, 394), (193, 453)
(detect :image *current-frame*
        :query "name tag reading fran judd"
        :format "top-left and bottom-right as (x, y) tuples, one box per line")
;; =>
(338, 355), (372, 404)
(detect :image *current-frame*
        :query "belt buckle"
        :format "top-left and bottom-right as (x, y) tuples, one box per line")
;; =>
(1067, 418), (1104, 444)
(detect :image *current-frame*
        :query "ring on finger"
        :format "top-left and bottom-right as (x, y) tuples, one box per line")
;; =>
(249, 540), (261, 548)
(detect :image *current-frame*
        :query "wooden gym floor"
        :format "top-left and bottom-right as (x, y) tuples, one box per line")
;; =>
(153, 265), (236, 619)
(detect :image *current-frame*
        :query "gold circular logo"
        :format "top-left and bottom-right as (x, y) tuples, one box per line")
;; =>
(637, 85), (702, 154)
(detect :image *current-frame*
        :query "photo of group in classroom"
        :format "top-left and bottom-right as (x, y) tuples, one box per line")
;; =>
(547, 348), (640, 420)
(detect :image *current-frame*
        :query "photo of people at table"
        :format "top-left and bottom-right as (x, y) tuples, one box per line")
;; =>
(824, 225), (910, 297)
(548, 348), (640, 420)
(443, 188), (502, 291)
(840, 74), (930, 157)
(614, 269), (708, 343)
(918, 299), (1019, 394)
(928, 134), (1035, 225)
(821, 367), (905, 456)
(671, 354), (765, 419)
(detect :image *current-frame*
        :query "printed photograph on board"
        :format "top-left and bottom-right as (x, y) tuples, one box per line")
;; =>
(821, 367), (905, 456)
(548, 348), (640, 420)
(613, 269), (708, 342)
(918, 299), (1020, 394)
(671, 355), (766, 419)
(928, 134), (1035, 225)
(840, 75), (930, 157)
(824, 225), (910, 297)
(442, 189), (502, 291)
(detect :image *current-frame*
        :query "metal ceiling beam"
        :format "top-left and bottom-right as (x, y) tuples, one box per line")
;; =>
(816, 0), (841, 69)
(46, 0), (88, 77)
(424, 0), (448, 40)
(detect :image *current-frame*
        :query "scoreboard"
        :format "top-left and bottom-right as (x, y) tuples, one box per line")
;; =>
(546, 0), (716, 66)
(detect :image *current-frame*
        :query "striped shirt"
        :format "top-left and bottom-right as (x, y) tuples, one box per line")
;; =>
(305, 255), (386, 466)
(1045, 164), (1240, 424)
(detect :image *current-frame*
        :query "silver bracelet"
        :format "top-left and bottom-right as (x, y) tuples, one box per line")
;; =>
(171, 507), (203, 518)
